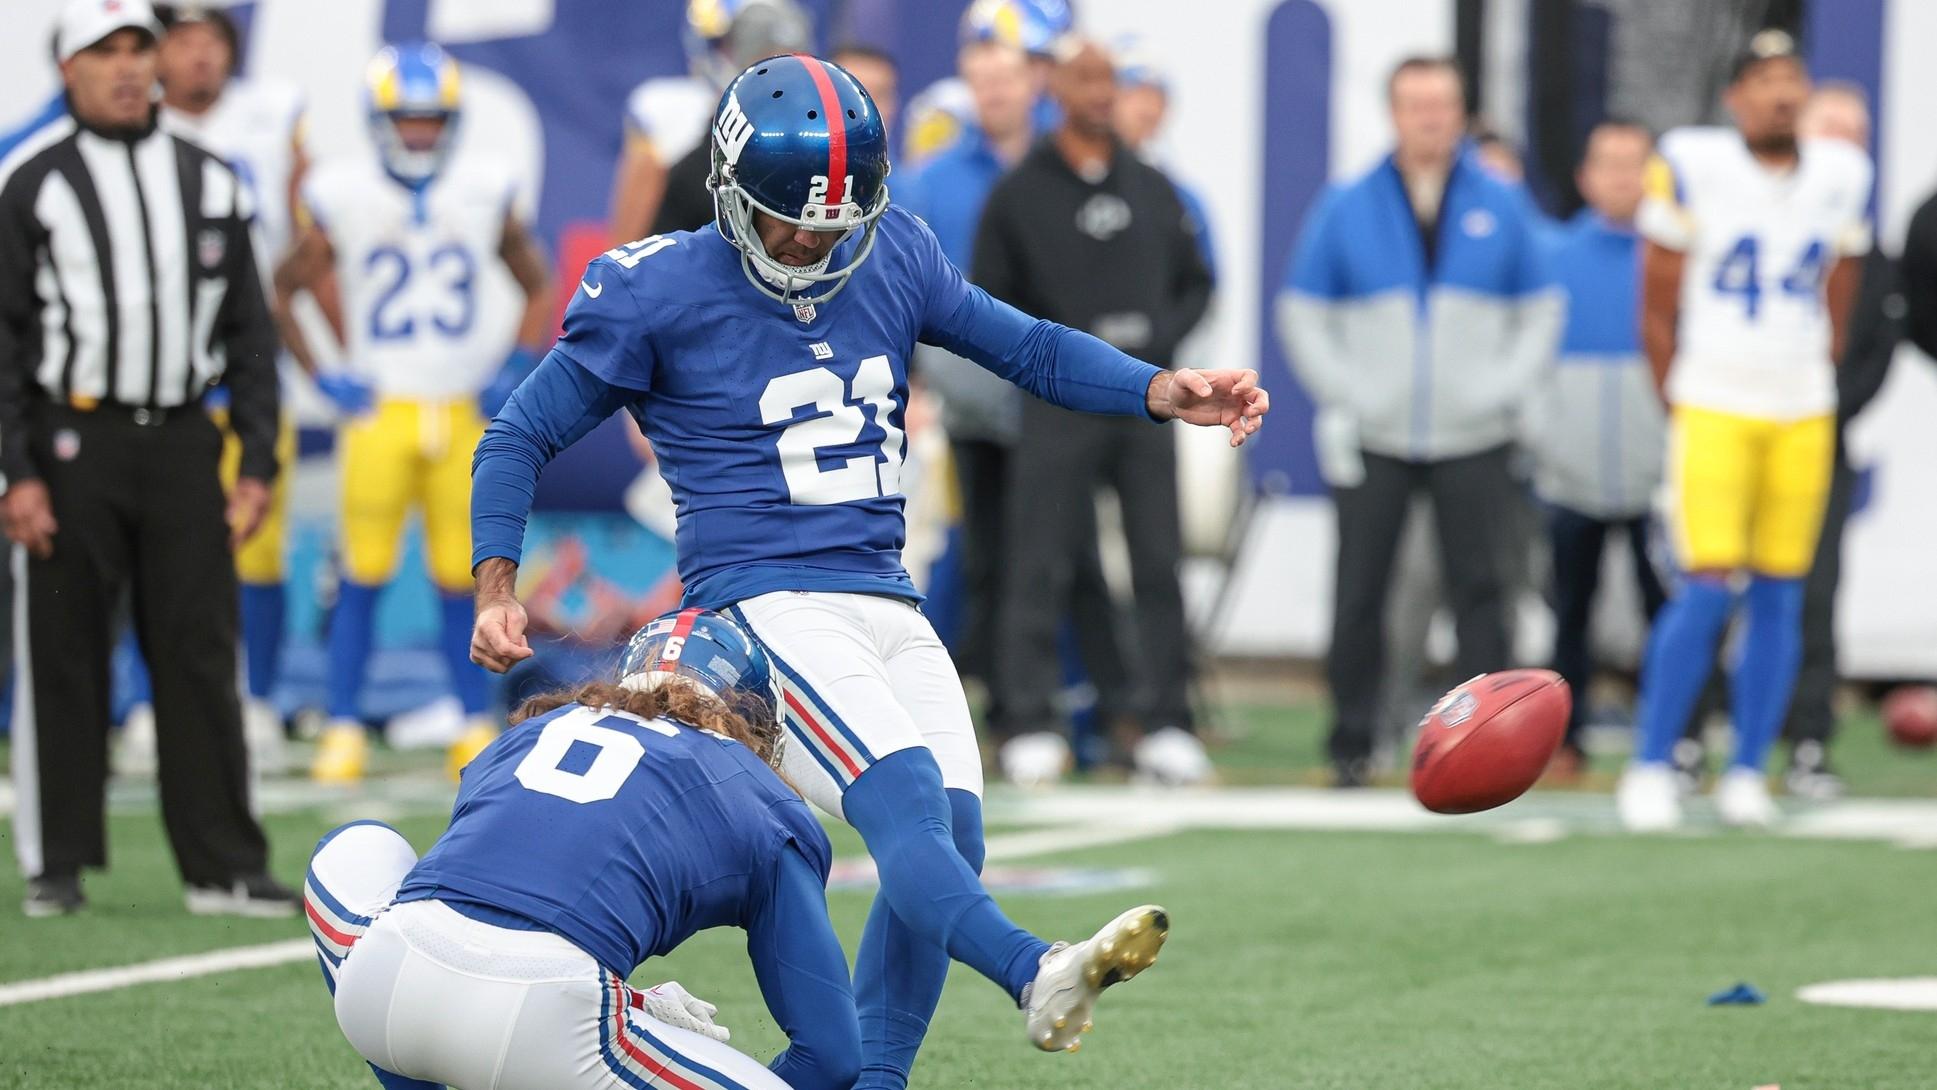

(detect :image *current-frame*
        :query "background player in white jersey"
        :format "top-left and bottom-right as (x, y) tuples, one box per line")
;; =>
(607, 0), (811, 246)
(1619, 30), (1872, 832)
(139, 3), (317, 774)
(272, 43), (553, 785)
(305, 610), (862, 1090)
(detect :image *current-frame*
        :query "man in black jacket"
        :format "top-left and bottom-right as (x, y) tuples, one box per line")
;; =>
(973, 37), (1214, 782)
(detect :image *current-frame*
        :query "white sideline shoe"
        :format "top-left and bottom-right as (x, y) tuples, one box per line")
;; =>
(1715, 767), (1779, 828)
(1021, 904), (1169, 1053)
(1132, 727), (1213, 786)
(1000, 732), (1072, 788)
(1616, 762), (1683, 832)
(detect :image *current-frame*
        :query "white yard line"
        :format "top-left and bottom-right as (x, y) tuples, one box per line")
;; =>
(0, 939), (315, 1008)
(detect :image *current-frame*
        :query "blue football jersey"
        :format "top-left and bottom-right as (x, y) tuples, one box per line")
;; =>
(394, 702), (830, 975)
(539, 205), (1152, 608)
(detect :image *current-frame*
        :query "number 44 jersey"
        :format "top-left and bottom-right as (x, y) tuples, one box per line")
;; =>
(394, 702), (830, 976)
(1639, 127), (1873, 420)
(301, 156), (523, 400)
(538, 204), (1156, 608)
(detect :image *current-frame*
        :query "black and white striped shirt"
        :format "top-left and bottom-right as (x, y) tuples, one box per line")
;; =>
(0, 108), (278, 487)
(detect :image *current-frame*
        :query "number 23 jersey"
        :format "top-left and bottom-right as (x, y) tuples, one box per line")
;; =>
(1639, 126), (1872, 419)
(301, 157), (521, 400)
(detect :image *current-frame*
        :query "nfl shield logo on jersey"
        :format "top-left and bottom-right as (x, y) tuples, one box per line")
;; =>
(793, 302), (817, 323)
(198, 228), (226, 269)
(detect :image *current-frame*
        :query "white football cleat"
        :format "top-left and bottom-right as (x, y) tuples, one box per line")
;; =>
(1000, 732), (1072, 788)
(115, 703), (158, 778)
(1132, 727), (1213, 787)
(1715, 767), (1779, 828)
(244, 696), (290, 776)
(1616, 762), (1683, 832)
(1022, 904), (1169, 1053)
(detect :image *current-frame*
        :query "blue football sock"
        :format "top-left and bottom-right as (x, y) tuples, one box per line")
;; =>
(1635, 577), (1734, 765)
(368, 1063), (442, 1090)
(848, 787), (995, 1090)
(327, 582), (382, 722)
(844, 751), (1050, 1004)
(239, 581), (286, 701)
(1729, 576), (1805, 772)
(438, 592), (488, 717)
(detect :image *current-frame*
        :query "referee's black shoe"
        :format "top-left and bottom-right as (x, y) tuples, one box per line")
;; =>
(185, 873), (300, 918)
(23, 873), (86, 918)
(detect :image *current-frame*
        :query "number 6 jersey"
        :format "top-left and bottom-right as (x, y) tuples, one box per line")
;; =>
(1639, 127), (1873, 419)
(300, 156), (521, 399)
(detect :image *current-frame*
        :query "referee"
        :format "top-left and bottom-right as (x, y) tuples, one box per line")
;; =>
(0, 0), (292, 918)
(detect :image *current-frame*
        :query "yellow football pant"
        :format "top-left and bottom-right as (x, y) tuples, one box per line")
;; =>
(216, 409), (296, 584)
(339, 398), (485, 592)
(1666, 405), (1834, 577)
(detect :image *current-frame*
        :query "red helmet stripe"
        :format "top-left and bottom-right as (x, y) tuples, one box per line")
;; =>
(793, 54), (847, 210)
(658, 608), (704, 671)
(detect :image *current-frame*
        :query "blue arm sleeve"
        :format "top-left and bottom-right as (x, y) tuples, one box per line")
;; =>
(924, 286), (1160, 419)
(469, 352), (635, 570)
(751, 842), (860, 1090)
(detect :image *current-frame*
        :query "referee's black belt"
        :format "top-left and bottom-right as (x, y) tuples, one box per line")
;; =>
(50, 396), (194, 428)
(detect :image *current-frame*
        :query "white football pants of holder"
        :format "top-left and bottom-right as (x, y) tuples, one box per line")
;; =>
(306, 821), (793, 1090)
(727, 591), (985, 820)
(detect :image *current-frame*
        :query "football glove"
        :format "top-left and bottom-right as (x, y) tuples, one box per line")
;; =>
(315, 372), (375, 417)
(633, 981), (730, 1042)
(478, 346), (541, 419)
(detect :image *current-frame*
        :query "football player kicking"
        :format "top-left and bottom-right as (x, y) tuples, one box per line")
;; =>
(306, 610), (860, 1090)
(273, 43), (553, 783)
(469, 55), (1267, 1086)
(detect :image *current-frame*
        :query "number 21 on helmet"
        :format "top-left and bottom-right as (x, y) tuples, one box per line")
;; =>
(707, 54), (891, 306)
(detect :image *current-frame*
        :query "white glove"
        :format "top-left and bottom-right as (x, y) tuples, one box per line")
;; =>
(637, 981), (730, 1042)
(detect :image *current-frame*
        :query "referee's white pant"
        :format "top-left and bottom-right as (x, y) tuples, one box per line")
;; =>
(306, 822), (793, 1090)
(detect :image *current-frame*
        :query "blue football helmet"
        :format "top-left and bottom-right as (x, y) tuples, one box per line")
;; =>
(708, 54), (891, 305)
(959, 0), (1074, 56)
(683, 0), (812, 91)
(618, 607), (779, 733)
(365, 42), (461, 184)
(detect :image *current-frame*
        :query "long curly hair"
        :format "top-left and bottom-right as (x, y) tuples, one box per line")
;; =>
(509, 680), (783, 767)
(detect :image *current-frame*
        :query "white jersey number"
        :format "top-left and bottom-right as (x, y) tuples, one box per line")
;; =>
(759, 356), (906, 505)
(512, 707), (674, 804)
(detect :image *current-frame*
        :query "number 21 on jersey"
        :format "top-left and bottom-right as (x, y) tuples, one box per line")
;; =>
(760, 357), (906, 505)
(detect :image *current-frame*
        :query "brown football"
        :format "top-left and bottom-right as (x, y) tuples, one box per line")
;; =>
(1411, 669), (1571, 814)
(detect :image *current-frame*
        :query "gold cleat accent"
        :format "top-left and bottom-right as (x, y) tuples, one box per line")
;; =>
(1024, 904), (1170, 1053)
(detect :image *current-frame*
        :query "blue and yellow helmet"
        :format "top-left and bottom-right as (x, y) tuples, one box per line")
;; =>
(684, 0), (812, 91)
(708, 54), (891, 306)
(959, 0), (1073, 56)
(365, 42), (461, 184)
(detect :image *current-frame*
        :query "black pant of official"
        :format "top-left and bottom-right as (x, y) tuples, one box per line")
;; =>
(952, 438), (1127, 740)
(995, 402), (1190, 737)
(1786, 440), (1857, 750)
(12, 404), (267, 885)
(1328, 446), (1514, 767)
(1547, 506), (1668, 752)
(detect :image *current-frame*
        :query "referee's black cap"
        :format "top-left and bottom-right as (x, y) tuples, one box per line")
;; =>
(1729, 28), (1803, 84)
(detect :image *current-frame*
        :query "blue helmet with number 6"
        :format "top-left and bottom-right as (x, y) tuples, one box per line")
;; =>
(618, 609), (782, 763)
(708, 54), (891, 305)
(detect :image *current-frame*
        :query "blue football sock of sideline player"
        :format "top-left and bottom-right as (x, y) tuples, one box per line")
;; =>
(1729, 575), (1805, 771)
(328, 582), (382, 722)
(437, 592), (489, 717)
(844, 751), (1049, 1006)
(1635, 576), (1734, 765)
(240, 581), (286, 702)
(850, 786), (992, 1090)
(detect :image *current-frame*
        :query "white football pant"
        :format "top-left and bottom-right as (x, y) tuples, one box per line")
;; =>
(728, 591), (984, 820)
(306, 821), (794, 1090)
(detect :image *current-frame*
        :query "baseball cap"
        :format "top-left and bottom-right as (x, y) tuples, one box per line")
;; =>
(55, 0), (164, 63)
(1729, 27), (1801, 83)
